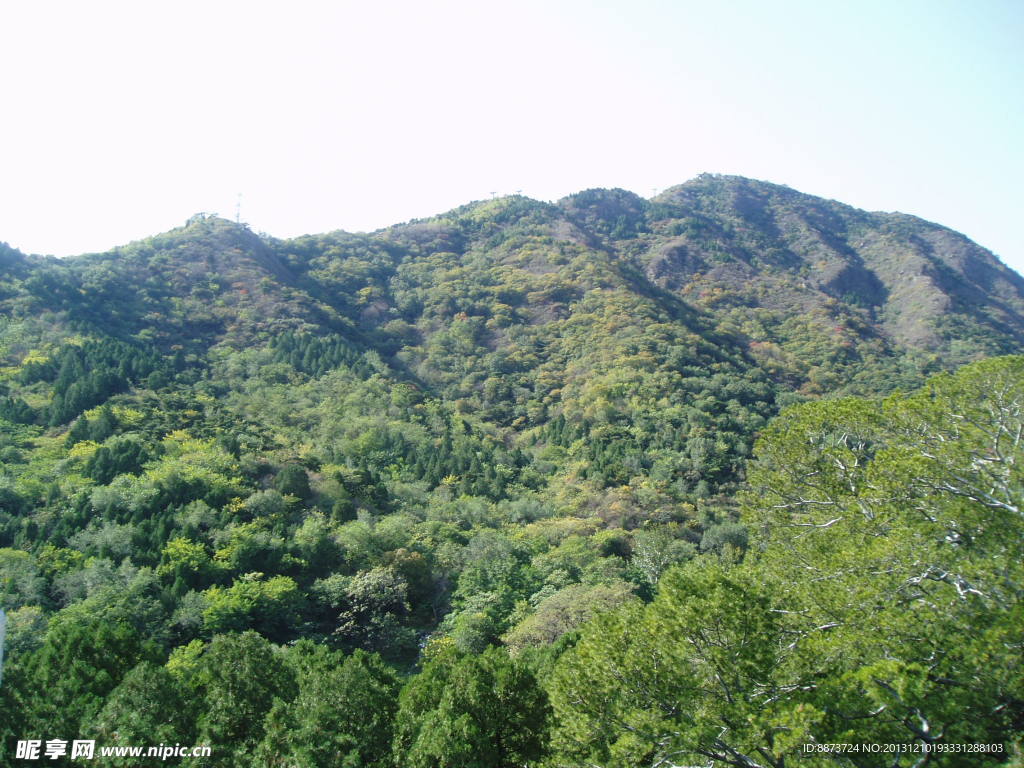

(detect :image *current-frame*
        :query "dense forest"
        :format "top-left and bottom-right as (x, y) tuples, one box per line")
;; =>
(0, 176), (1022, 766)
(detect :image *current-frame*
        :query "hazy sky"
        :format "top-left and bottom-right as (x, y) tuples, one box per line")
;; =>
(2, 0), (1022, 273)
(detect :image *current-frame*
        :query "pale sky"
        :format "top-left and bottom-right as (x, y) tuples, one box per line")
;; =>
(1, 0), (1022, 273)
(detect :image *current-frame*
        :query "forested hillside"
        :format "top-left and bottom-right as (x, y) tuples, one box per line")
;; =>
(1, 177), (1022, 766)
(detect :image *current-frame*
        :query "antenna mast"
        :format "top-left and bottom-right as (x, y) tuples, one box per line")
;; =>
(235, 193), (242, 224)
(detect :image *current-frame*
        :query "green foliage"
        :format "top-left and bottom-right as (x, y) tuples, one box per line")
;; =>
(202, 573), (304, 640)
(84, 434), (151, 484)
(547, 357), (1024, 765)
(1, 181), (1023, 765)
(274, 462), (311, 499)
(158, 537), (219, 592)
(268, 330), (371, 378)
(393, 644), (551, 768)
(257, 645), (400, 768)
(503, 580), (637, 653)
(740, 355), (1024, 756)
(327, 566), (418, 658)
(549, 562), (781, 767)
(89, 662), (196, 761)
(1, 617), (159, 743)
(0, 547), (46, 608)
(18, 339), (169, 425)
(193, 632), (297, 767)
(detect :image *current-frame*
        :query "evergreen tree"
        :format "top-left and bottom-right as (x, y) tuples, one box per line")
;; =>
(394, 644), (551, 768)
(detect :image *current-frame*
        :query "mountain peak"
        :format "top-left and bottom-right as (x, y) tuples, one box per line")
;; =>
(4, 176), (1021, 375)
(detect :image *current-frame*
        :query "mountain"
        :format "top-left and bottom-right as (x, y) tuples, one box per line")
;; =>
(2, 175), (1022, 500)
(646, 176), (1024, 353)
(1, 177), (1022, 762)
(13, 175), (1024, 371)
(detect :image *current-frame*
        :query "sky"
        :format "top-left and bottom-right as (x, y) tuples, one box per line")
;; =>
(1, 0), (1022, 273)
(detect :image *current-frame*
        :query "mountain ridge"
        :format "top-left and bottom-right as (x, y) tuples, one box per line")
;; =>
(3, 174), (1022, 394)
(2, 179), (1023, 759)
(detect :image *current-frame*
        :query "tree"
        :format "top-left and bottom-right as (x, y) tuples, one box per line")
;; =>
(740, 356), (1024, 756)
(158, 537), (218, 592)
(8, 617), (158, 741)
(257, 645), (400, 768)
(89, 662), (196, 757)
(202, 573), (304, 641)
(394, 643), (551, 768)
(629, 526), (697, 584)
(193, 632), (296, 767)
(549, 562), (786, 768)
(548, 357), (1024, 766)
(0, 547), (46, 608)
(332, 566), (417, 658)
(502, 581), (637, 654)
(275, 463), (311, 500)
